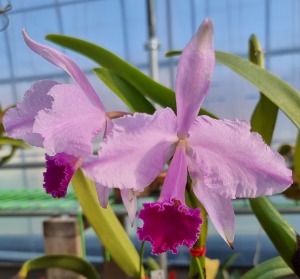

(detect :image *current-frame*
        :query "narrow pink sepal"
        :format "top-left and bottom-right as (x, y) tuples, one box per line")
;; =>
(22, 30), (105, 110)
(83, 108), (178, 192)
(175, 19), (215, 136)
(188, 116), (292, 199)
(33, 84), (106, 158)
(95, 183), (110, 208)
(137, 200), (202, 255)
(3, 80), (57, 147)
(159, 143), (188, 203)
(44, 153), (82, 198)
(121, 189), (137, 225)
(193, 184), (235, 246)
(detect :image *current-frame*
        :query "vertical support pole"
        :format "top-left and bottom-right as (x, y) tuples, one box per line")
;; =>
(145, 0), (160, 81)
(43, 217), (85, 279)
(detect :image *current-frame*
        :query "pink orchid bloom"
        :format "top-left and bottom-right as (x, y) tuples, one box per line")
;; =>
(83, 18), (292, 254)
(3, 30), (110, 199)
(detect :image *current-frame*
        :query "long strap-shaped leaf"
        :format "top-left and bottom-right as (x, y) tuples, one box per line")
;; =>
(46, 34), (176, 110)
(0, 136), (29, 166)
(72, 169), (141, 278)
(248, 35), (298, 275)
(248, 35), (278, 144)
(46, 34), (216, 118)
(166, 49), (300, 129)
(0, 136), (28, 148)
(94, 68), (155, 114)
(240, 256), (293, 279)
(216, 50), (300, 129)
(294, 131), (300, 183)
(16, 254), (100, 279)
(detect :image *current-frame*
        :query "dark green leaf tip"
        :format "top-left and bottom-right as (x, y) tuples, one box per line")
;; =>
(292, 234), (300, 276)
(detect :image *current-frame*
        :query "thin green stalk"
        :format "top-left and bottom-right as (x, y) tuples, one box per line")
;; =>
(139, 241), (145, 279)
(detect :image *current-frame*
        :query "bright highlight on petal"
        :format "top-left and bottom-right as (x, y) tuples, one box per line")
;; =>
(137, 200), (201, 255)
(44, 153), (82, 198)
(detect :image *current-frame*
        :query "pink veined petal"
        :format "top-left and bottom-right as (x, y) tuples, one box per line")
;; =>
(33, 84), (106, 158)
(44, 153), (83, 198)
(95, 183), (110, 208)
(192, 184), (235, 246)
(175, 19), (215, 136)
(22, 30), (105, 110)
(159, 143), (188, 203)
(137, 143), (202, 255)
(187, 116), (292, 199)
(83, 108), (178, 192)
(3, 80), (57, 147)
(120, 188), (137, 225)
(137, 201), (201, 255)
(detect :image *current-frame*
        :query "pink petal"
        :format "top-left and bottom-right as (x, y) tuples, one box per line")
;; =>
(192, 184), (235, 246)
(187, 116), (292, 199)
(175, 19), (215, 136)
(22, 30), (105, 110)
(95, 183), (110, 208)
(137, 200), (202, 255)
(3, 80), (57, 146)
(159, 143), (188, 203)
(33, 84), (106, 158)
(44, 153), (82, 198)
(83, 108), (178, 192)
(137, 143), (202, 254)
(120, 189), (137, 225)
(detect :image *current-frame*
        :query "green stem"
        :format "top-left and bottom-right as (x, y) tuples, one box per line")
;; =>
(186, 187), (207, 278)
(139, 241), (145, 279)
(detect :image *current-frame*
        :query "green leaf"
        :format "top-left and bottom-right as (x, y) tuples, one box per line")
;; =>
(250, 197), (297, 272)
(165, 49), (300, 129)
(165, 50), (181, 57)
(216, 51), (300, 129)
(71, 169), (141, 277)
(0, 136), (28, 148)
(0, 146), (17, 167)
(240, 257), (293, 279)
(0, 137), (29, 167)
(0, 105), (15, 136)
(294, 131), (300, 183)
(248, 34), (297, 274)
(248, 35), (278, 145)
(46, 34), (216, 118)
(220, 253), (240, 270)
(46, 34), (176, 110)
(94, 68), (155, 113)
(17, 254), (100, 279)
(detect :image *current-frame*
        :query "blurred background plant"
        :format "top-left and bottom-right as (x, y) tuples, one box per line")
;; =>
(0, 104), (28, 166)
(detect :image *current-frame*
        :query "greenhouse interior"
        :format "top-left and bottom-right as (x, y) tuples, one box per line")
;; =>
(0, 0), (300, 278)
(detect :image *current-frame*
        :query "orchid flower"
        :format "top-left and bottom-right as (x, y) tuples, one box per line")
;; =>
(83, 18), (292, 254)
(3, 31), (110, 200)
